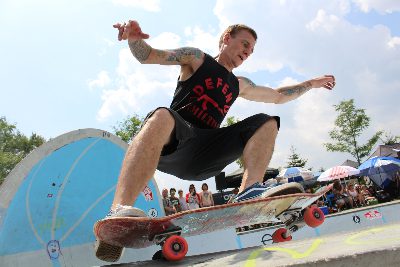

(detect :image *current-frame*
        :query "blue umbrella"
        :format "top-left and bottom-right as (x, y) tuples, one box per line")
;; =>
(358, 156), (400, 189)
(278, 167), (313, 183)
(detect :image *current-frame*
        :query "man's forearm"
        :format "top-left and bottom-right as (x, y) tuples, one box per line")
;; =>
(276, 81), (313, 102)
(128, 39), (152, 63)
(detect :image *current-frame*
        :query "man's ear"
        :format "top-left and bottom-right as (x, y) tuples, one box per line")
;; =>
(223, 32), (231, 46)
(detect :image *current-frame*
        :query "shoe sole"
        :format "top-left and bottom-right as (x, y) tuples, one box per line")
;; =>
(95, 207), (146, 262)
(261, 183), (304, 198)
(95, 240), (123, 262)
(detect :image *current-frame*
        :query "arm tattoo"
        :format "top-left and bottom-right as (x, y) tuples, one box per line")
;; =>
(128, 40), (152, 63)
(166, 47), (202, 63)
(279, 81), (312, 97)
(240, 77), (256, 88)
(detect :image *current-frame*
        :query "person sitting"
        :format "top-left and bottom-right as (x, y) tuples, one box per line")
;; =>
(332, 180), (353, 211)
(346, 183), (361, 207)
(354, 184), (366, 206)
(227, 187), (240, 203)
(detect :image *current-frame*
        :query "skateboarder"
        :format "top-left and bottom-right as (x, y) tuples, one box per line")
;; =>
(95, 20), (335, 261)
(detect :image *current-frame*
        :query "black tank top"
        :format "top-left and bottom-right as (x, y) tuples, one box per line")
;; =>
(170, 54), (239, 129)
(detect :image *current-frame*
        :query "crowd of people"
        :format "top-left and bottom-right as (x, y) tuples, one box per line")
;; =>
(313, 176), (400, 214)
(161, 177), (398, 216)
(161, 183), (215, 215)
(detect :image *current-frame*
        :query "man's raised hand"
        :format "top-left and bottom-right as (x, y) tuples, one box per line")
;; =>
(311, 75), (336, 90)
(113, 20), (150, 41)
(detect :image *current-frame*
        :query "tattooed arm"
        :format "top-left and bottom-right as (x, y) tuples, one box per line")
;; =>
(114, 20), (204, 66)
(128, 41), (204, 66)
(238, 75), (335, 104)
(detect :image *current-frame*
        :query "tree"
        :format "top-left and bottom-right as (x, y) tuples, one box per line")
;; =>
(380, 131), (400, 145)
(222, 116), (243, 168)
(112, 114), (144, 143)
(0, 117), (46, 185)
(324, 99), (382, 165)
(285, 146), (308, 168)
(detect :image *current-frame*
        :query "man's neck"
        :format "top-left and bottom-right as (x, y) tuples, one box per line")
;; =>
(215, 54), (234, 72)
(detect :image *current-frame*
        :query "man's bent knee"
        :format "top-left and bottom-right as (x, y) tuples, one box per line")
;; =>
(262, 118), (279, 133)
(145, 108), (175, 129)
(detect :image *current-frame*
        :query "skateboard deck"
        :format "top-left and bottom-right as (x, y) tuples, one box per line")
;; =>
(94, 184), (332, 253)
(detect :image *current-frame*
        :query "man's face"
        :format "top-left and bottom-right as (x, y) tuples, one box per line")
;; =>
(178, 191), (183, 197)
(223, 30), (256, 68)
(170, 190), (176, 197)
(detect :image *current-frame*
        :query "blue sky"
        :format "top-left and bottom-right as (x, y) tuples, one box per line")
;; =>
(1, 0), (399, 192)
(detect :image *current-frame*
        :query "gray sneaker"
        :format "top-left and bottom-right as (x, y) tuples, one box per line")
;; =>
(95, 205), (146, 262)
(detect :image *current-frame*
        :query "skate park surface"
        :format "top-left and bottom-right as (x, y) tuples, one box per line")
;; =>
(112, 222), (400, 267)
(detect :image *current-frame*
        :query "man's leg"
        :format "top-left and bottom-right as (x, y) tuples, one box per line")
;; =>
(239, 119), (278, 192)
(111, 108), (175, 210)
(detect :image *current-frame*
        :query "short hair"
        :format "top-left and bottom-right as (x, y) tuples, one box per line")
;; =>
(170, 188), (176, 193)
(219, 24), (257, 49)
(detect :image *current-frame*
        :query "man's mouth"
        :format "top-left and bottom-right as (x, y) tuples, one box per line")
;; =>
(238, 55), (243, 61)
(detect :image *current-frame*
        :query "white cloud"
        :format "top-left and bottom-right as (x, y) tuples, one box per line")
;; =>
(388, 36), (400, 48)
(112, 0), (161, 12)
(306, 9), (341, 33)
(184, 26), (219, 55)
(88, 71), (111, 90)
(352, 0), (400, 14)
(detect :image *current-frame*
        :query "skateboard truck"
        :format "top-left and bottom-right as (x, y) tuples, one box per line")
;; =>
(273, 206), (325, 242)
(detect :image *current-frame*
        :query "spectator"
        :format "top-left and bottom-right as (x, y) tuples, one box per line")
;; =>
(177, 189), (188, 211)
(354, 184), (366, 206)
(169, 188), (181, 212)
(332, 180), (353, 211)
(186, 184), (200, 210)
(199, 183), (214, 207)
(228, 187), (240, 203)
(346, 183), (360, 206)
(162, 188), (176, 215)
(361, 185), (377, 204)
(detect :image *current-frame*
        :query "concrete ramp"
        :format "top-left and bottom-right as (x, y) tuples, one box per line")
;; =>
(0, 129), (164, 267)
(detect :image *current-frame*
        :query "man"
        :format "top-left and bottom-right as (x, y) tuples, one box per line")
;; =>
(169, 188), (181, 212)
(95, 20), (335, 262)
(162, 188), (176, 215)
(177, 189), (188, 211)
(199, 183), (214, 207)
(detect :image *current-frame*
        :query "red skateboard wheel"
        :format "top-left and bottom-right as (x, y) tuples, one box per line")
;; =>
(162, 235), (188, 261)
(272, 228), (292, 243)
(304, 206), (325, 227)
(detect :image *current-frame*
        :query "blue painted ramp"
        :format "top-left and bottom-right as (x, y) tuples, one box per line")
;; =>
(0, 129), (163, 266)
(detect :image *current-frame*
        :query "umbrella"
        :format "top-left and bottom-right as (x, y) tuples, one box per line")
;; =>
(317, 166), (360, 182)
(358, 156), (400, 189)
(278, 167), (314, 183)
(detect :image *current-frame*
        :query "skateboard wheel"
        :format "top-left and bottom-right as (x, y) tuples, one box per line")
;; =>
(272, 228), (292, 243)
(304, 206), (325, 227)
(162, 235), (188, 261)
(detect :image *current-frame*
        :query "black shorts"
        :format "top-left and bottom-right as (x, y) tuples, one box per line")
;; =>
(144, 107), (280, 181)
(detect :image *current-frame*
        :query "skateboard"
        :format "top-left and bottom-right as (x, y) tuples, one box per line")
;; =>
(94, 183), (332, 261)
